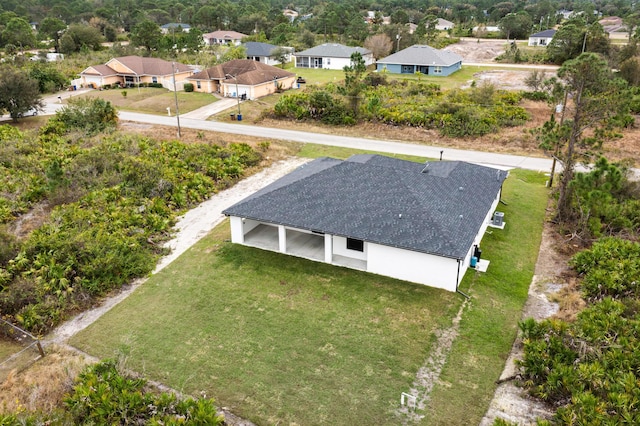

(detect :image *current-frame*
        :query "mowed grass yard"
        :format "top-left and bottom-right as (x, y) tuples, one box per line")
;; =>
(70, 152), (548, 425)
(75, 87), (218, 115)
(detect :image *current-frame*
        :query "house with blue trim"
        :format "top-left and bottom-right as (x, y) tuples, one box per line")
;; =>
(376, 45), (463, 76)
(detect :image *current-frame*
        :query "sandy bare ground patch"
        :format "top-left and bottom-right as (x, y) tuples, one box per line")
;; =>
(463, 70), (539, 91)
(446, 39), (508, 63)
(47, 157), (310, 345)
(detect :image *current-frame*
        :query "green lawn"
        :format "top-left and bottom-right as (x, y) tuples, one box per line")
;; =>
(70, 153), (548, 425)
(71, 223), (460, 424)
(76, 88), (218, 115)
(425, 168), (548, 425)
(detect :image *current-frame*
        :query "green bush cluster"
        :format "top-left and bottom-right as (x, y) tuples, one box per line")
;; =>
(518, 238), (640, 424)
(0, 360), (224, 424)
(274, 81), (528, 137)
(0, 129), (262, 334)
(274, 88), (356, 125)
(184, 82), (194, 92)
(50, 97), (118, 135)
(569, 157), (640, 239)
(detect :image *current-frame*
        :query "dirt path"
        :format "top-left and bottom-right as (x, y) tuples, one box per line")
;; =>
(396, 298), (469, 424)
(47, 157), (309, 345)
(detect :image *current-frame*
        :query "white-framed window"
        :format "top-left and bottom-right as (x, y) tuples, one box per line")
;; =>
(433, 66), (442, 74)
(196, 81), (201, 89)
(152, 76), (158, 83)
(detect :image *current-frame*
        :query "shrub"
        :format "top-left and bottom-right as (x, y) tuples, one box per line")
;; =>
(571, 237), (640, 301)
(184, 82), (194, 92)
(53, 97), (118, 135)
(63, 360), (224, 424)
(521, 91), (549, 101)
(0, 134), (263, 333)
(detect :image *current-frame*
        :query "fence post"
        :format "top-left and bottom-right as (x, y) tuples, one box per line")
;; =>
(36, 340), (45, 358)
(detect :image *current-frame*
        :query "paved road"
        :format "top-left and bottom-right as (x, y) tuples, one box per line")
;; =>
(119, 111), (556, 172)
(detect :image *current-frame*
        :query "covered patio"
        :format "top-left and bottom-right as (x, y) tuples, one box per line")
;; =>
(242, 223), (366, 270)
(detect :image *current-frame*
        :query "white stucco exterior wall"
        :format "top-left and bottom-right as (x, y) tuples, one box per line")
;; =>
(333, 235), (367, 260)
(367, 243), (460, 292)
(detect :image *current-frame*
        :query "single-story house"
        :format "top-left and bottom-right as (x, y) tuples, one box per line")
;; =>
(436, 18), (455, 30)
(294, 43), (374, 70)
(203, 30), (248, 46)
(187, 59), (296, 100)
(223, 155), (508, 292)
(245, 42), (294, 66)
(79, 56), (192, 90)
(376, 44), (463, 76)
(528, 29), (556, 46)
(161, 23), (191, 34)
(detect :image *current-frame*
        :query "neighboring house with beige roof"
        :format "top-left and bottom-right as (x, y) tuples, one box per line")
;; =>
(188, 59), (296, 100)
(80, 56), (192, 90)
(203, 30), (248, 46)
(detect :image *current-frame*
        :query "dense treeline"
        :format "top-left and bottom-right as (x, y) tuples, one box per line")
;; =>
(0, 118), (264, 334)
(0, 0), (638, 50)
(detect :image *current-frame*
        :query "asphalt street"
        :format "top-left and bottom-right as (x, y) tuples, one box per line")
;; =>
(118, 111), (558, 173)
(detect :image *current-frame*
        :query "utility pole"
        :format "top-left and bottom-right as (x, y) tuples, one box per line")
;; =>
(172, 62), (181, 138)
(226, 73), (241, 116)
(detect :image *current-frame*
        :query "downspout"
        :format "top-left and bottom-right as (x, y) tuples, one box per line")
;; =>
(455, 258), (470, 299)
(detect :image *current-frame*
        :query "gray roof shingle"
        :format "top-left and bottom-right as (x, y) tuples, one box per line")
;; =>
(377, 44), (463, 67)
(223, 155), (507, 259)
(245, 42), (279, 57)
(294, 43), (371, 58)
(530, 29), (556, 38)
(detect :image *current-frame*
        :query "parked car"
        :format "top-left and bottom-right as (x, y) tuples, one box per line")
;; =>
(17, 108), (38, 118)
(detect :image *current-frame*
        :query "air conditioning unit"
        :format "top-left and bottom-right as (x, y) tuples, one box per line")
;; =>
(492, 211), (504, 226)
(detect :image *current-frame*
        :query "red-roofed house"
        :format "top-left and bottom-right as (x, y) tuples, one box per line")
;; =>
(79, 56), (193, 90)
(188, 59), (296, 100)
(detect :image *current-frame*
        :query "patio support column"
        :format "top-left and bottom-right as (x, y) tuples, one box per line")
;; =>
(324, 234), (332, 263)
(229, 216), (244, 244)
(278, 225), (287, 253)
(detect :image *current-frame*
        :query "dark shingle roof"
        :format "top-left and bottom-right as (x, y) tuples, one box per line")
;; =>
(530, 29), (556, 38)
(294, 43), (371, 58)
(223, 155), (507, 259)
(377, 45), (462, 67)
(245, 42), (279, 57)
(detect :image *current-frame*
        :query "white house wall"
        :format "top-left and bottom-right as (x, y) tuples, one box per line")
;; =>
(333, 235), (367, 260)
(367, 243), (460, 292)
